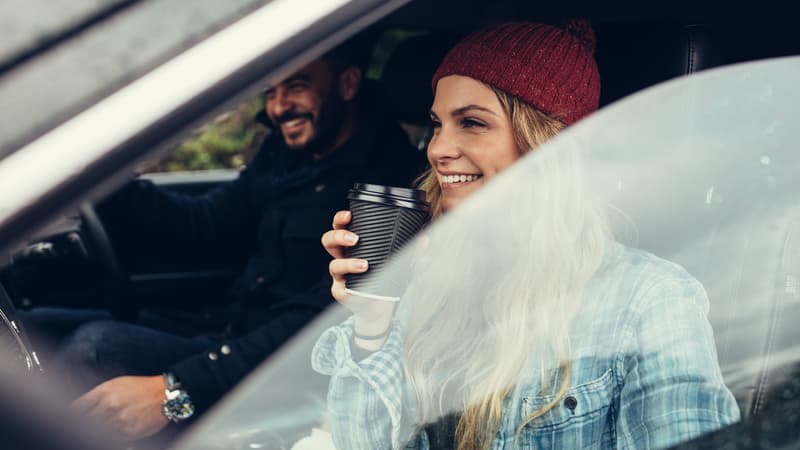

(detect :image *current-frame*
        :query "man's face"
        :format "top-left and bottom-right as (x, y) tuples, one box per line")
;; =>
(264, 60), (345, 152)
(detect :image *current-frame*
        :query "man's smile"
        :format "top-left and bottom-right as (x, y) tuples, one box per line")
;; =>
(281, 117), (310, 135)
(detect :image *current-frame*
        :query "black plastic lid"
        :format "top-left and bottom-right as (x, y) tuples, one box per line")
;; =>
(347, 183), (430, 212)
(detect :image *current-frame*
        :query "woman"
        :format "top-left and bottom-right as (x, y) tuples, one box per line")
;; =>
(313, 21), (739, 450)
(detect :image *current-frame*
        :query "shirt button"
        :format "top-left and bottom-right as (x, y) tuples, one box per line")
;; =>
(314, 184), (326, 192)
(220, 345), (231, 355)
(208, 352), (218, 361)
(255, 276), (265, 284)
(564, 396), (578, 412)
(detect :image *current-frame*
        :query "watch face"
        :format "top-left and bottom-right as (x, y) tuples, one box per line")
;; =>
(164, 391), (195, 421)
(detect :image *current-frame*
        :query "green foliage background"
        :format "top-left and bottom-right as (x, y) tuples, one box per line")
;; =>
(148, 96), (266, 172)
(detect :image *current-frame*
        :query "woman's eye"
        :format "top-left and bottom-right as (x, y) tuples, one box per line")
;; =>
(430, 119), (441, 129)
(461, 118), (485, 129)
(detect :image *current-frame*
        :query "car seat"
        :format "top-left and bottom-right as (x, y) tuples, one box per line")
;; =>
(379, 32), (462, 151)
(593, 21), (721, 107)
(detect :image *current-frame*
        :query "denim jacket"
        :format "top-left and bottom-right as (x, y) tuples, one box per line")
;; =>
(312, 243), (740, 449)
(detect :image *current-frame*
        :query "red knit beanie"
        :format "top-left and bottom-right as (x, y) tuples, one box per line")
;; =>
(431, 20), (600, 126)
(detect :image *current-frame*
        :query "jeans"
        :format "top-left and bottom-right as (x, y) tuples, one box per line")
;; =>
(19, 307), (213, 397)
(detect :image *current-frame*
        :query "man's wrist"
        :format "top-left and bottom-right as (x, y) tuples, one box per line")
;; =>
(162, 372), (195, 423)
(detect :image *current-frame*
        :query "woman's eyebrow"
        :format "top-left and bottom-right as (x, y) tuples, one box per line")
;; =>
(430, 105), (499, 119)
(450, 104), (499, 117)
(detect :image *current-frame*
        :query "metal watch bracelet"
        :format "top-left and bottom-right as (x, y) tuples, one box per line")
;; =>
(162, 372), (195, 423)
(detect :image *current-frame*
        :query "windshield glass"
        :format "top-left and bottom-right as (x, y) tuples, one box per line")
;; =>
(0, 0), (267, 160)
(177, 56), (800, 449)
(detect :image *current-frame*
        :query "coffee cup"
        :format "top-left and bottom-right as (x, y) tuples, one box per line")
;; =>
(344, 183), (430, 301)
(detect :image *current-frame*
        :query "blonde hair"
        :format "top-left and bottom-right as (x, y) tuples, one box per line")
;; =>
(403, 85), (607, 450)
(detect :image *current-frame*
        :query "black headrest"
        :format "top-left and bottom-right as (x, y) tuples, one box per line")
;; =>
(714, 21), (800, 65)
(380, 33), (462, 126)
(594, 22), (721, 106)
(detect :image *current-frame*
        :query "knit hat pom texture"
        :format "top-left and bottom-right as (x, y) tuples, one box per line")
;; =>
(431, 20), (600, 126)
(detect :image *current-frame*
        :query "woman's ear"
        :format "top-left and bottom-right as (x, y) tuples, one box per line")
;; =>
(338, 66), (362, 102)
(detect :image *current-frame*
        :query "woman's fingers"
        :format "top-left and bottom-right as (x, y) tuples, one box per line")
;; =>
(321, 228), (359, 258)
(326, 211), (362, 302)
(322, 210), (356, 258)
(329, 258), (368, 302)
(329, 258), (368, 278)
(332, 210), (352, 229)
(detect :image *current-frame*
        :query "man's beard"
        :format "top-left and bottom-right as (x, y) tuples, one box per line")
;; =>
(274, 94), (346, 155)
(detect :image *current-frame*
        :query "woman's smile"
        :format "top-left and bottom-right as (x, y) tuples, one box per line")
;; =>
(439, 172), (483, 191)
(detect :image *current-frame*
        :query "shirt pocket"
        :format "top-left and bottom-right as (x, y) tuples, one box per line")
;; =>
(516, 368), (615, 450)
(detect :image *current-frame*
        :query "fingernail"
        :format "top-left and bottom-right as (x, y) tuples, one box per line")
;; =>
(356, 260), (368, 270)
(345, 233), (359, 244)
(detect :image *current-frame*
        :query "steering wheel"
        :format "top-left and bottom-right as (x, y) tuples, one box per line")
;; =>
(79, 203), (138, 322)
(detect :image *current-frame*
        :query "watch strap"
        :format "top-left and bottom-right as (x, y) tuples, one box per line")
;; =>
(164, 372), (181, 390)
(162, 372), (195, 423)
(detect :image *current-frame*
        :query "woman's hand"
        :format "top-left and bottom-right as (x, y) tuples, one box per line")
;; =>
(321, 210), (364, 302)
(321, 211), (395, 344)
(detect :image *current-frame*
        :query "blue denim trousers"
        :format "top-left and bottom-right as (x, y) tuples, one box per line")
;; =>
(18, 307), (213, 398)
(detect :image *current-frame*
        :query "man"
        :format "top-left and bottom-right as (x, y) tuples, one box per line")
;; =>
(39, 37), (422, 440)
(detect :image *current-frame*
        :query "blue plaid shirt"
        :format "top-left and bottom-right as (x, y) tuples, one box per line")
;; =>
(312, 243), (740, 449)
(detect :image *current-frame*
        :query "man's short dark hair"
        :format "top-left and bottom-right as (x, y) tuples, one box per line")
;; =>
(323, 28), (379, 73)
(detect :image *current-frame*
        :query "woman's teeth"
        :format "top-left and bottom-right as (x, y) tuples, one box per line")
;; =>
(442, 174), (481, 184)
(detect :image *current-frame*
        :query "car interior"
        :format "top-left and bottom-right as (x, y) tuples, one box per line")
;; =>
(1, 0), (799, 448)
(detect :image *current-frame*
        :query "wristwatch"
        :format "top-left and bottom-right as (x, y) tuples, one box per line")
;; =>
(162, 372), (195, 423)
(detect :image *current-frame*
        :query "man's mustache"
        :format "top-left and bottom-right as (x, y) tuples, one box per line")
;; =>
(273, 112), (313, 126)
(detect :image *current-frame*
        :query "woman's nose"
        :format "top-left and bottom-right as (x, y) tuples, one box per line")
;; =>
(427, 128), (461, 163)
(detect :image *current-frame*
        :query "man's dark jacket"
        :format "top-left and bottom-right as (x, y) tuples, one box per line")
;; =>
(98, 101), (423, 413)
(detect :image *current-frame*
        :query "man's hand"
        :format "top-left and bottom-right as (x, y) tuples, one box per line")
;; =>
(73, 375), (169, 441)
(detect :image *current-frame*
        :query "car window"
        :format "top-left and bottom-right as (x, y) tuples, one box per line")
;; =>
(142, 27), (434, 175)
(176, 56), (800, 449)
(0, 0), (269, 161)
(137, 95), (265, 174)
(0, 1), (410, 447)
(140, 28), (421, 175)
(0, 0), (388, 258)
(0, 0), (131, 66)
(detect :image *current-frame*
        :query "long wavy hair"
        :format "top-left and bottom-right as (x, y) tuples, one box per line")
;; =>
(401, 85), (608, 450)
